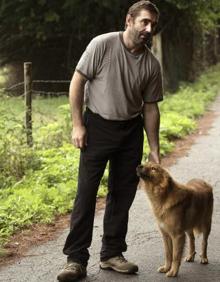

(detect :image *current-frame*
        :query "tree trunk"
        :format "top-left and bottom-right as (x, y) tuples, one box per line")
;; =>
(152, 32), (163, 72)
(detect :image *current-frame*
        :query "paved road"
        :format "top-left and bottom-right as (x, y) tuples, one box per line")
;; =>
(1, 96), (220, 282)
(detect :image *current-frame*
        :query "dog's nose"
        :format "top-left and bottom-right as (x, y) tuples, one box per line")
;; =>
(137, 164), (143, 170)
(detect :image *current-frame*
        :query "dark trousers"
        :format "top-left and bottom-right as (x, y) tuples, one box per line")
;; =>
(63, 108), (143, 266)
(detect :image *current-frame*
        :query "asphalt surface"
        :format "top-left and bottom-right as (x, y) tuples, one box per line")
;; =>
(1, 96), (220, 282)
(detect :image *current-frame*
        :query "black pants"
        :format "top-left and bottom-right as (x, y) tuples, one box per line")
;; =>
(63, 108), (143, 266)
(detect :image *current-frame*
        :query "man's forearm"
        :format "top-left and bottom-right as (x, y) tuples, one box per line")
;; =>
(69, 71), (88, 149)
(143, 103), (160, 162)
(69, 71), (87, 127)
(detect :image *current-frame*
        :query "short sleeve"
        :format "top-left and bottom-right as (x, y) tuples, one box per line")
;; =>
(142, 60), (163, 103)
(76, 38), (102, 80)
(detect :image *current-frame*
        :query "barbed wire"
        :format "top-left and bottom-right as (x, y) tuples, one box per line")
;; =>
(32, 90), (68, 96)
(0, 90), (68, 96)
(1, 81), (24, 91)
(33, 80), (70, 84)
(0, 79), (71, 94)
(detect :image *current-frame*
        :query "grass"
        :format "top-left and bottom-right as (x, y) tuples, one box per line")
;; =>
(0, 95), (68, 124)
(32, 96), (69, 123)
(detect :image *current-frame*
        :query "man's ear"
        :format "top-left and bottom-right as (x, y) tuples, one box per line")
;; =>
(126, 14), (133, 28)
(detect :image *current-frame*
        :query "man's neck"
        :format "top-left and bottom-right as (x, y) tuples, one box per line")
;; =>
(122, 31), (145, 55)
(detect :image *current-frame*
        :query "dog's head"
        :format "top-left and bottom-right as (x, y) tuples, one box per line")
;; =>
(137, 162), (172, 196)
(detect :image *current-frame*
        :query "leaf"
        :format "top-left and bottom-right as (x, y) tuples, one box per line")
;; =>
(44, 10), (60, 23)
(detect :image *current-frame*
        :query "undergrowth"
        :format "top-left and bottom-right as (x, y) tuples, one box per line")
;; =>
(0, 64), (220, 249)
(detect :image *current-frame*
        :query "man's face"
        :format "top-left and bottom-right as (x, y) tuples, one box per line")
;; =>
(127, 9), (158, 46)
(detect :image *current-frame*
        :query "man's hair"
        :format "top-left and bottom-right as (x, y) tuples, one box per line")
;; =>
(126, 1), (160, 26)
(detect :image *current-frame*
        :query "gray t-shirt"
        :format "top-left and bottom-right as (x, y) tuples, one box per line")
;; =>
(76, 32), (163, 120)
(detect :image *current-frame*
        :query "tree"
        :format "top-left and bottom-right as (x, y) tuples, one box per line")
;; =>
(155, 0), (220, 89)
(0, 0), (129, 83)
(0, 0), (220, 89)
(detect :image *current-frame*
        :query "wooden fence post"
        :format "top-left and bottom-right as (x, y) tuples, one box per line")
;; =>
(24, 62), (33, 147)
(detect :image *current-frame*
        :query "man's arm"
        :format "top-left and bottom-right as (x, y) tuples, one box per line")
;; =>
(143, 102), (161, 163)
(69, 71), (88, 149)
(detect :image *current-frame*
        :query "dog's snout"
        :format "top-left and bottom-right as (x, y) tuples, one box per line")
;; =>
(137, 164), (143, 170)
(136, 164), (145, 178)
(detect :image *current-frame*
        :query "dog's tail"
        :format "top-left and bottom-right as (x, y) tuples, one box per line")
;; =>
(193, 215), (212, 237)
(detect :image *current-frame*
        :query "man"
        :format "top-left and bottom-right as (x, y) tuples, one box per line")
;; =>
(57, 1), (163, 281)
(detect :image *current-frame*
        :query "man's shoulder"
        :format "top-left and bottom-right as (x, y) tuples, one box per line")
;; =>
(92, 32), (120, 46)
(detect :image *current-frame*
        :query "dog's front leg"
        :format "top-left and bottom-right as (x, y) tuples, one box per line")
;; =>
(157, 228), (172, 273)
(166, 233), (185, 277)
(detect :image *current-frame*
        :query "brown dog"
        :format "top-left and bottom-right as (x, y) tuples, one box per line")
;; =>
(136, 162), (213, 277)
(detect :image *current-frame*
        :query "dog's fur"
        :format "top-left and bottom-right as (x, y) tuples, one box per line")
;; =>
(137, 162), (213, 277)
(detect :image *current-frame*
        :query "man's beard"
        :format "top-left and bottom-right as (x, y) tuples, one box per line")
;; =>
(132, 29), (152, 46)
(139, 32), (152, 43)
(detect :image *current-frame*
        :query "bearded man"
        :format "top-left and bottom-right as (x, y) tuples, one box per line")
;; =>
(58, 1), (163, 281)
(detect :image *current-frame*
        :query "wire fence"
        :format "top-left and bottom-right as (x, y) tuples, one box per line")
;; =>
(0, 62), (71, 146)
(0, 79), (70, 97)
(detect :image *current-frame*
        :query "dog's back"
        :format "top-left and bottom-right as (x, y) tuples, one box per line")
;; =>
(185, 179), (213, 234)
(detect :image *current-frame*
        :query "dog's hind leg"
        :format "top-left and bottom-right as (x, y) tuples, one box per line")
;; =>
(200, 224), (211, 264)
(185, 230), (196, 262)
(166, 233), (185, 277)
(157, 228), (172, 273)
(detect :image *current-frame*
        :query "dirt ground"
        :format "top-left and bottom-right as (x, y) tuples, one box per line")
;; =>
(0, 109), (216, 268)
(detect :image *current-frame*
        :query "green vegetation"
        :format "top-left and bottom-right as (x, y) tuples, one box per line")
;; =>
(166, 0), (220, 29)
(0, 67), (8, 87)
(0, 64), (220, 249)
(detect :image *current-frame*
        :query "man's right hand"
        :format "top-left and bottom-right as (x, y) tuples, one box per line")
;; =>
(148, 151), (160, 164)
(71, 125), (87, 149)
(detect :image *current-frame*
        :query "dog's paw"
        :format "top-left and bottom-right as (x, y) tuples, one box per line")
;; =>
(166, 269), (178, 277)
(185, 252), (196, 262)
(200, 257), (208, 264)
(157, 265), (170, 273)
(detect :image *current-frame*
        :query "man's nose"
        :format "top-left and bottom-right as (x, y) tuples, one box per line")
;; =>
(145, 23), (152, 33)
